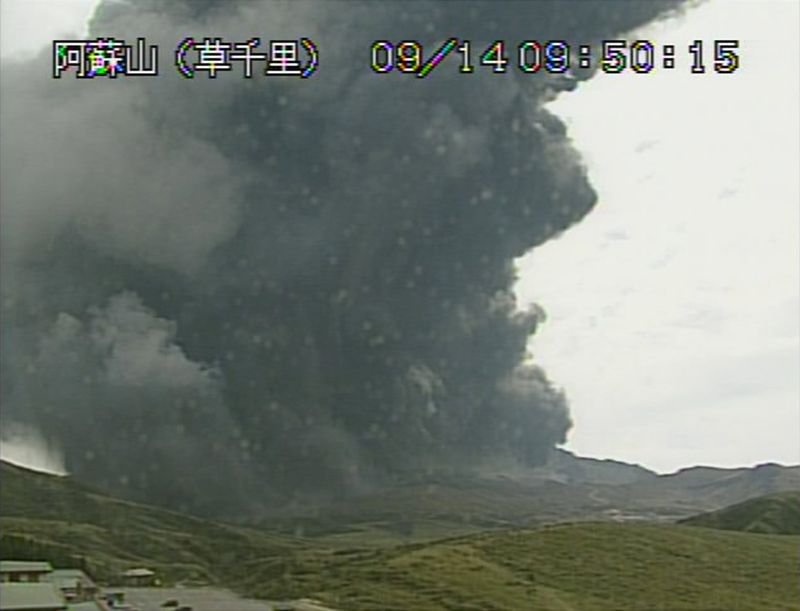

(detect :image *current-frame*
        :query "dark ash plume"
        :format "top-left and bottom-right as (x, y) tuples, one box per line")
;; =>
(1, 0), (687, 515)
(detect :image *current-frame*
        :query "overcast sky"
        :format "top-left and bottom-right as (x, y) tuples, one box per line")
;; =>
(517, 0), (799, 472)
(1, 0), (797, 475)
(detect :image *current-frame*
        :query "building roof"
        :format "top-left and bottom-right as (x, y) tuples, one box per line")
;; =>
(44, 575), (79, 591)
(47, 571), (85, 579)
(121, 568), (154, 578)
(44, 570), (96, 592)
(0, 561), (54, 574)
(0, 583), (66, 610)
(66, 602), (104, 611)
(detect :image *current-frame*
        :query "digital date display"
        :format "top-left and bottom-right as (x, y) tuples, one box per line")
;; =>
(370, 39), (740, 77)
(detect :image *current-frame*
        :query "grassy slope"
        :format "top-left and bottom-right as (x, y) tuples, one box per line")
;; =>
(3, 461), (799, 610)
(251, 522), (800, 611)
(0, 461), (306, 584)
(679, 490), (800, 535)
(264, 464), (800, 541)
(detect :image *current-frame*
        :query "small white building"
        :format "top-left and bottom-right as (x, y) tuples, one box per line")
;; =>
(0, 582), (66, 611)
(44, 569), (99, 602)
(120, 567), (156, 587)
(0, 561), (54, 583)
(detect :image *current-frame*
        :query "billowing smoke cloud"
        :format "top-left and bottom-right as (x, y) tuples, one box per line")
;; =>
(0, 423), (66, 476)
(1, 0), (686, 515)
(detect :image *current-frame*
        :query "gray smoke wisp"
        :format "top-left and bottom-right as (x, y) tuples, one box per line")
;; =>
(1, 0), (686, 515)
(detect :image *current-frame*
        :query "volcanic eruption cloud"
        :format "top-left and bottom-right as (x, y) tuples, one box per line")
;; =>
(1, 0), (686, 515)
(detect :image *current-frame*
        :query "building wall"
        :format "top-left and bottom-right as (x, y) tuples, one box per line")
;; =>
(1, 570), (49, 583)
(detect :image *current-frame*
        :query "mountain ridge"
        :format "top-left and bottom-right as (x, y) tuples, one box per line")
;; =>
(679, 490), (800, 535)
(2, 458), (799, 610)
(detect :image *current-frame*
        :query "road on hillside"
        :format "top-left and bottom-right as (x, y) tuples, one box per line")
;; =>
(118, 587), (339, 611)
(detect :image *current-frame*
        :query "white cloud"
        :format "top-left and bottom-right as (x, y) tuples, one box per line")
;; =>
(516, 0), (799, 472)
(0, 0), (98, 60)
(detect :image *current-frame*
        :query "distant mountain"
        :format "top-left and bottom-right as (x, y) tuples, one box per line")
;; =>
(260, 454), (800, 544)
(3, 458), (800, 610)
(531, 448), (658, 485)
(679, 490), (800, 535)
(541, 451), (800, 497)
(5, 453), (800, 552)
(616, 461), (800, 518)
(655, 461), (800, 496)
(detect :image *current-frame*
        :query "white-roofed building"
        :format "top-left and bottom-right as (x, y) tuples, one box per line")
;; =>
(0, 582), (66, 611)
(43, 569), (98, 603)
(0, 561), (54, 584)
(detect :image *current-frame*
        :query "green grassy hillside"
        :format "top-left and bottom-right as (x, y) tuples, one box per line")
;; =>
(250, 522), (800, 611)
(679, 490), (800, 535)
(264, 462), (800, 541)
(0, 460), (306, 584)
(3, 460), (799, 610)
